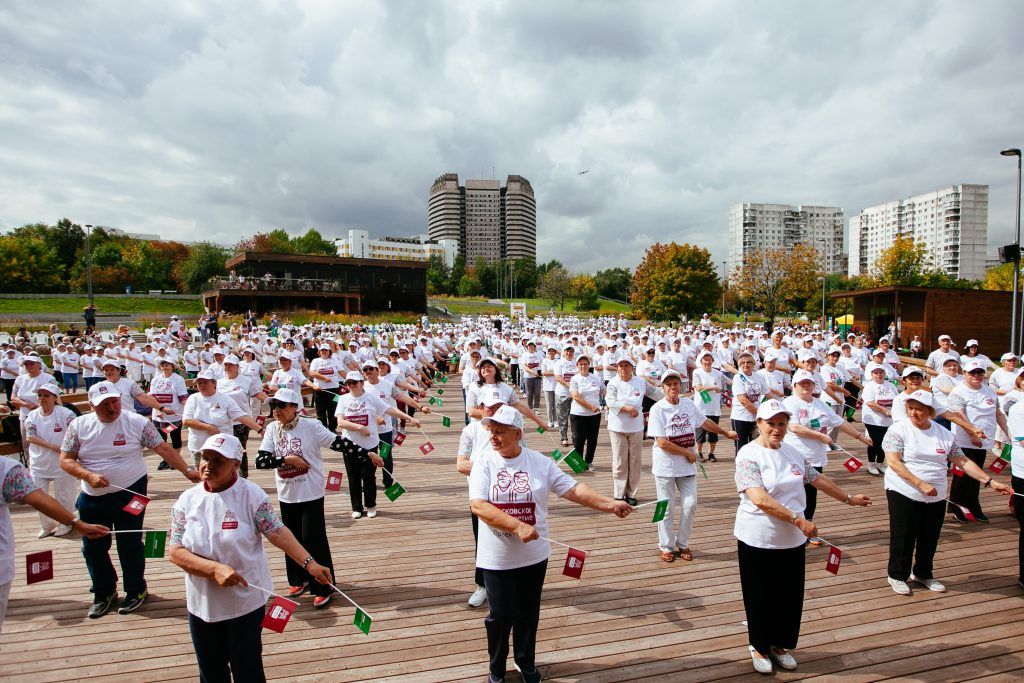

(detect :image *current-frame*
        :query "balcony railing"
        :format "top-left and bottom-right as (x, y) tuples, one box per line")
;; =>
(205, 277), (355, 293)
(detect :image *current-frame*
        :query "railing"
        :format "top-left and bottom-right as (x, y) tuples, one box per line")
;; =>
(205, 277), (355, 293)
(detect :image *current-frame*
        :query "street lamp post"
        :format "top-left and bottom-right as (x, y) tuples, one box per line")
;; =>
(721, 261), (727, 316)
(84, 224), (94, 308)
(1001, 148), (1022, 356)
(821, 241), (827, 329)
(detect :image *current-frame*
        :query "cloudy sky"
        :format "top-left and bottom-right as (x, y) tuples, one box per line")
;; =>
(1, 1), (1022, 273)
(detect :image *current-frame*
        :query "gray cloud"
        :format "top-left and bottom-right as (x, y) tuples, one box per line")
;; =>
(0, 0), (1021, 273)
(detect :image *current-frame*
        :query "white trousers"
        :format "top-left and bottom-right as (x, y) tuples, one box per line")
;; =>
(0, 581), (11, 633)
(654, 475), (697, 551)
(31, 472), (78, 530)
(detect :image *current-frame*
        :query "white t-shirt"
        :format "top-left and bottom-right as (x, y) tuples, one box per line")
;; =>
(183, 391), (246, 453)
(819, 363), (847, 406)
(149, 373), (188, 423)
(881, 419), (961, 502)
(24, 406), (77, 479)
(782, 395), (844, 468)
(731, 372), (769, 422)
(734, 441), (817, 550)
(861, 379), (898, 427)
(259, 418), (336, 503)
(309, 357), (343, 390)
(466, 382), (519, 417)
(947, 383), (1001, 451)
(468, 446), (577, 571)
(606, 375), (651, 433)
(648, 397), (705, 478)
(269, 367), (306, 393)
(334, 390), (390, 449)
(11, 372), (57, 419)
(554, 358), (578, 400)
(692, 368), (724, 416)
(1008, 400), (1024, 479)
(891, 390), (948, 422)
(61, 411), (163, 495)
(569, 373), (603, 417)
(171, 477), (278, 622)
(541, 357), (560, 392)
(217, 375), (261, 421)
(367, 377), (400, 434)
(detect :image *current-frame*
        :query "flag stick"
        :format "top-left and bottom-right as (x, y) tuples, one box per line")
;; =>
(106, 482), (147, 498)
(631, 500), (662, 509)
(809, 536), (839, 549)
(328, 582), (374, 619)
(538, 535), (588, 553)
(248, 583), (294, 602)
(106, 529), (154, 535)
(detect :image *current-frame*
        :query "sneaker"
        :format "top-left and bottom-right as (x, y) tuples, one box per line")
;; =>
(36, 527), (56, 539)
(888, 577), (912, 595)
(708, 454), (718, 463)
(351, 511), (363, 520)
(867, 465), (880, 476)
(910, 574), (947, 592)
(697, 453), (705, 462)
(769, 648), (798, 671)
(973, 512), (990, 523)
(118, 590), (148, 615)
(53, 524), (73, 537)
(288, 583), (309, 598)
(513, 661), (542, 683)
(487, 675), (505, 683)
(468, 586), (487, 608)
(749, 646), (774, 675)
(366, 508), (378, 519)
(157, 461), (171, 471)
(313, 593), (333, 609)
(88, 593), (118, 619)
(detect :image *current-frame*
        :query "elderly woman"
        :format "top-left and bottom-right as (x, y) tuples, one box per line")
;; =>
(467, 359), (548, 431)
(183, 369), (263, 468)
(606, 356), (662, 505)
(882, 390), (1010, 595)
(1007, 397), (1024, 587)
(218, 355), (269, 478)
(649, 370), (737, 562)
(469, 406), (632, 683)
(256, 388), (342, 608)
(569, 355), (604, 470)
(23, 383), (79, 537)
(731, 352), (770, 451)
(171, 433), (333, 682)
(734, 399), (871, 674)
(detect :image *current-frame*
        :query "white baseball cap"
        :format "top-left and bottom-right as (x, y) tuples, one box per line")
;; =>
(196, 368), (218, 381)
(792, 370), (816, 384)
(200, 433), (243, 461)
(344, 371), (364, 383)
(616, 357), (636, 367)
(271, 388), (301, 404)
(36, 383), (61, 396)
(661, 370), (683, 383)
(101, 358), (121, 369)
(901, 366), (925, 378)
(224, 355), (240, 365)
(1001, 352), (1018, 361)
(756, 399), (793, 421)
(938, 334), (952, 342)
(480, 405), (524, 430)
(964, 339), (979, 347)
(88, 381), (121, 406)
(905, 389), (934, 407)
(962, 358), (988, 373)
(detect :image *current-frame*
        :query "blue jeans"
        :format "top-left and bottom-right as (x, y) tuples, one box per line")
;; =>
(189, 605), (266, 683)
(78, 474), (148, 600)
(65, 372), (79, 392)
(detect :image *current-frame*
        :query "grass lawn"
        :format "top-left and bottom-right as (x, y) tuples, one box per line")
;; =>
(0, 297), (205, 315)
(430, 296), (629, 316)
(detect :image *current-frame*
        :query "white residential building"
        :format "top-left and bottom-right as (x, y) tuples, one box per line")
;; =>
(727, 203), (845, 274)
(334, 230), (458, 267)
(847, 184), (988, 281)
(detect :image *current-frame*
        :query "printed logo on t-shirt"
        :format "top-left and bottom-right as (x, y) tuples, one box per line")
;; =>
(667, 412), (696, 448)
(790, 464), (802, 477)
(113, 432), (127, 446)
(936, 448), (946, 455)
(490, 470), (537, 526)
(276, 436), (306, 479)
(222, 509), (239, 530)
(53, 425), (63, 433)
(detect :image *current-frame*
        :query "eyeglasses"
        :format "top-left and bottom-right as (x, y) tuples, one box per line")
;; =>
(268, 400), (293, 410)
(966, 370), (986, 376)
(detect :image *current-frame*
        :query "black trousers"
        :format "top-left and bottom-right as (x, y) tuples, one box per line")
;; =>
(342, 446), (378, 512)
(189, 605), (266, 683)
(231, 424), (251, 477)
(3, 378), (15, 401)
(481, 560), (547, 678)
(509, 364), (520, 386)
(886, 489), (945, 581)
(732, 419), (757, 451)
(570, 413), (601, 464)
(470, 513), (484, 587)
(1013, 476), (1024, 582)
(949, 447), (987, 516)
(696, 415), (720, 445)
(803, 466), (824, 520)
(78, 475), (148, 599)
(155, 420), (183, 449)
(737, 540), (804, 655)
(313, 389), (338, 432)
(279, 497), (334, 597)
(866, 424), (888, 463)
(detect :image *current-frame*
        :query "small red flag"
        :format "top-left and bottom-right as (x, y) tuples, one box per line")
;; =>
(825, 546), (842, 575)
(255, 415), (267, 427)
(123, 494), (150, 516)
(951, 464), (965, 478)
(958, 504), (976, 521)
(393, 432), (407, 446)
(261, 596), (298, 633)
(419, 441), (434, 455)
(843, 456), (862, 472)
(562, 547), (586, 579)
(325, 470), (344, 492)
(988, 458), (1007, 474)
(26, 550), (54, 584)
(161, 423), (178, 434)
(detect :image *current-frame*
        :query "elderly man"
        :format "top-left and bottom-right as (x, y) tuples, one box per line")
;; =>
(60, 381), (200, 618)
(605, 357), (663, 505)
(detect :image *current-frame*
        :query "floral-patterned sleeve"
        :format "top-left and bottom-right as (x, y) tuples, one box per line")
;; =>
(946, 442), (964, 463)
(140, 420), (164, 450)
(803, 461), (821, 485)
(61, 418), (82, 454)
(2, 463), (38, 504)
(881, 428), (905, 453)
(255, 499), (283, 537)
(169, 506), (186, 546)
(945, 391), (967, 413)
(735, 458), (763, 492)
(458, 427), (474, 458)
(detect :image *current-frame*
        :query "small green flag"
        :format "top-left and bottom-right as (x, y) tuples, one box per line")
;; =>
(892, 379), (900, 387)
(809, 418), (820, 429)
(384, 482), (405, 502)
(439, 375), (448, 384)
(379, 442), (391, 459)
(536, 425), (546, 434)
(442, 415), (452, 428)
(144, 530), (167, 558)
(354, 608), (372, 635)
(436, 398), (443, 407)
(428, 397), (437, 405)
(437, 389), (444, 395)
(551, 448), (564, 462)
(699, 389), (711, 403)
(333, 394), (340, 403)
(563, 449), (586, 474)
(845, 405), (856, 419)
(699, 462), (708, 480)
(1001, 443), (1012, 461)
(651, 499), (669, 523)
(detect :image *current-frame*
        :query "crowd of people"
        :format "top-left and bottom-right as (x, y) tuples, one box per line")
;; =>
(0, 310), (1022, 680)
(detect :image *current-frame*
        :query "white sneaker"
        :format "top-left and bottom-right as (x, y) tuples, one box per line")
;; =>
(910, 574), (946, 592)
(366, 508), (377, 519)
(749, 646), (774, 674)
(53, 525), (73, 537)
(467, 586), (487, 607)
(888, 577), (912, 595)
(770, 648), (798, 671)
(36, 527), (56, 539)
(868, 465), (881, 476)
(351, 511), (363, 520)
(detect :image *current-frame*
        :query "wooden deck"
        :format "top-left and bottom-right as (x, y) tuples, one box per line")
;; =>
(2, 389), (1023, 682)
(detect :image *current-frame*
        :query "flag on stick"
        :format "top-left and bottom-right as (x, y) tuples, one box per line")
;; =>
(144, 530), (167, 558)
(1000, 443), (1012, 461)
(699, 389), (711, 403)
(825, 546), (842, 574)
(843, 456), (863, 472)
(563, 449), (586, 474)
(536, 425), (546, 434)
(439, 375), (448, 384)
(951, 464), (965, 478)
(123, 494), (150, 516)
(354, 608), (373, 635)
(26, 550), (53, 584)
(325, 470), (344, 492)
(550, 448), (564, 462)
(393, 431), (406, 446)
(651, 499), (669, 523)
(442, 415), (451, 428)
(261, 596), (299, 633)
(989, 457), (1007, 474)
(845, 406), (856, 419)
(419, 442), (434, 455)
(947, 499), (975, 521)
(562, 547), (587, 579)
(378, 442), (391, 459)
(384, 482), (406, 502)
(436, 388), (444, 396)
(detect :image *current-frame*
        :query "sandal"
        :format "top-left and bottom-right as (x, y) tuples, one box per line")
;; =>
(659, 550), (675, 562)
(677, 547), (693, 561)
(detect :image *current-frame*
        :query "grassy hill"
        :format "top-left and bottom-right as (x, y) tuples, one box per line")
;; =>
(0, 297), (205, 315)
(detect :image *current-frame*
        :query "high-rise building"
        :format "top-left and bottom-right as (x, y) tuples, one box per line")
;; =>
(847, 184), (988, 281)
(427, 172), (536, 263)
(333, 230), (458, 267)
(727, 203), (845, 274)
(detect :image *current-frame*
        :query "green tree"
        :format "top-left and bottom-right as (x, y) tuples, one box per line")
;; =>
(457, 273), (483, 296)
(863, 235), (971, 288)
(235, 229), (293, 254)
(539, 265), (572, 310)
(448, 254), (467, 295)
(290, 228), (336, 256)
(475, 258), (497, 297)
(594, 267), (632, 301)
(0, 235), (63, 292)
(630, 243), (721, 321)
(175, 242), (230, 293)
(12, 218), (85, 286)
(426, 255), (451, 295)
(571, 274), (600, 311)
(511, 257), (539, 298)
(731, 243), (823, 330)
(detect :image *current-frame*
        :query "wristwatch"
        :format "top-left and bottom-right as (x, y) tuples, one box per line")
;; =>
(984, 477), (993, 488)
(302, 556), (315, 568)
(68, 515), (80, 529)
(789, 512), (799, 524)
(844, 493), (852, 504)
